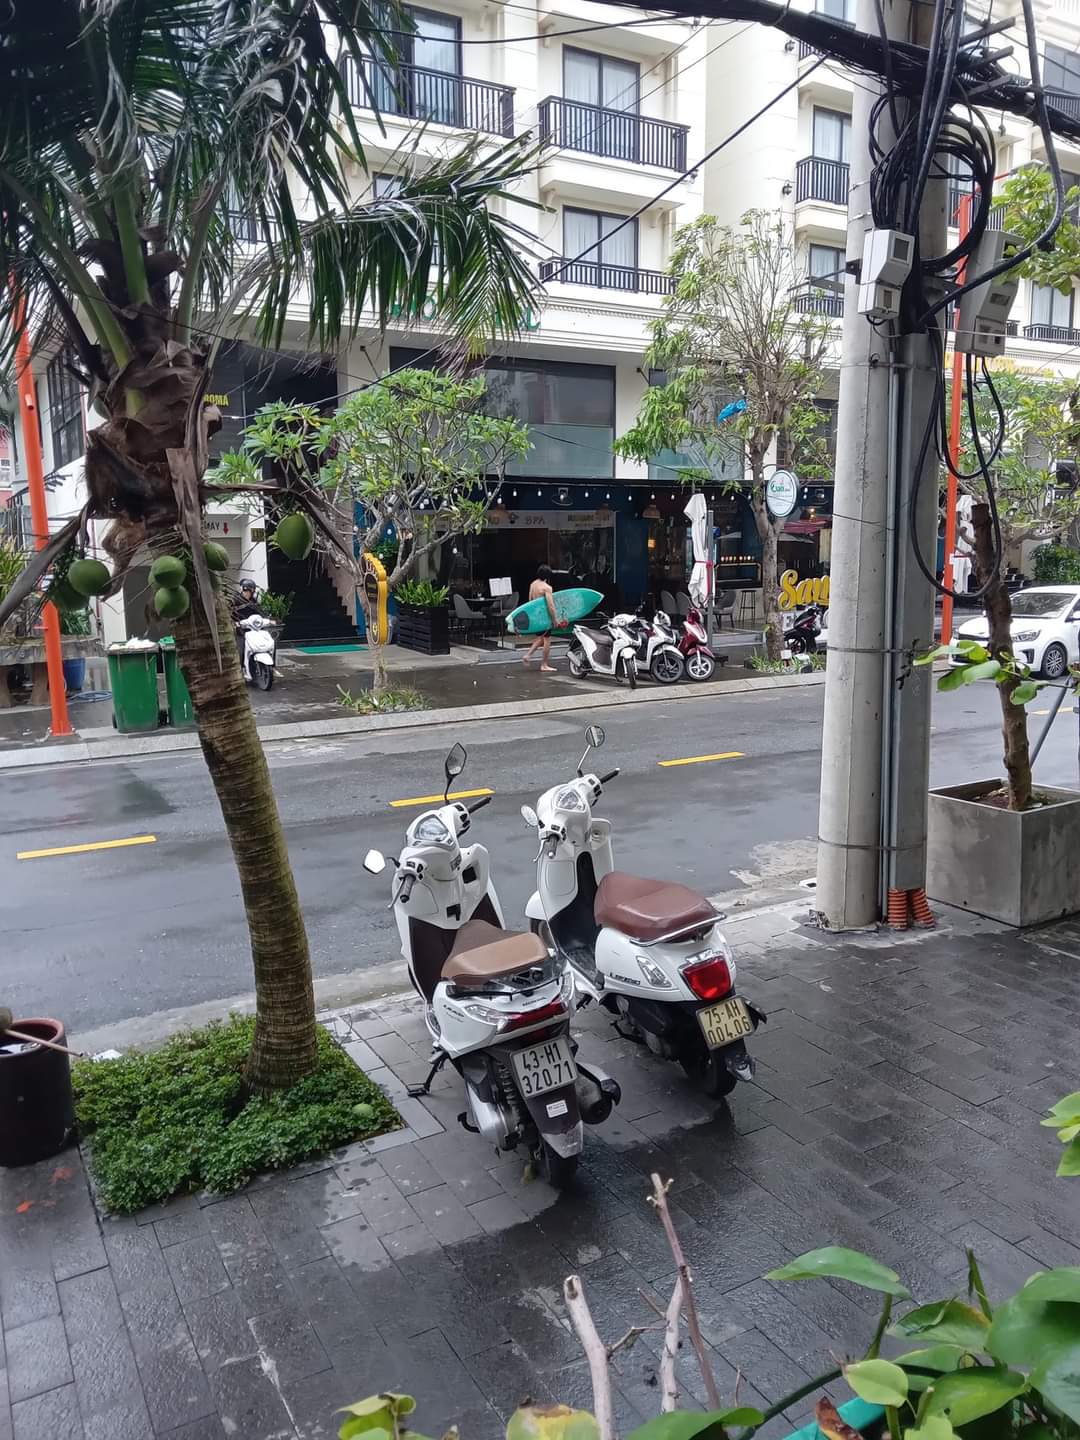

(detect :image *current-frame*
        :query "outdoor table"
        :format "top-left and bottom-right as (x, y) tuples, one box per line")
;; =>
(0, 637), (103, 708)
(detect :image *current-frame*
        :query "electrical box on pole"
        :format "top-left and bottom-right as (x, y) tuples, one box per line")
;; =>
(954, 231), (1022, 356)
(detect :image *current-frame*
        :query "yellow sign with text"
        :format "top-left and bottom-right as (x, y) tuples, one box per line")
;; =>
(778, 569), (830, 610)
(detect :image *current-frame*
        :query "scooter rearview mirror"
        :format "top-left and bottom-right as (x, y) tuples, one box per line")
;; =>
(520, 804), (539, 828)
(586, 725), (605, 748)
(444, 742), (467, 799)
(363, 849), (387, 875)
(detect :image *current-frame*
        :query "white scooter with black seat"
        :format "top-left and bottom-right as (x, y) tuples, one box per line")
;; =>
(363, 743), (620, 1187)
(521, 726), (766, 1098)
(237, 615), (277, 691)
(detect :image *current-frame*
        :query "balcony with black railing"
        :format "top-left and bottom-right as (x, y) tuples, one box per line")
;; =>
(343, 56), (514, 137)
(793, 284), (843, 317)
(795, 156), (850, 206)
(1046, 88), (1080, 121)
(539, 257), (674, 295)
(538, 97), (688, 172)
(943, 304), (1018, 335)
(1024, 322), (1080, 343)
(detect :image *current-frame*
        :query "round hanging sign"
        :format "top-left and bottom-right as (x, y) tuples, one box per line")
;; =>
(765, 470), (799, 519)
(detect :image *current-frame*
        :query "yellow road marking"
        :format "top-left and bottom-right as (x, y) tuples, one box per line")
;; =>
(17, 835), (157, 861)
(389, 787), (493, 809)
(658, 751), (745, 768)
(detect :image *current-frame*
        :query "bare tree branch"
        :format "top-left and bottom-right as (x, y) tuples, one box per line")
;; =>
(563, 1275), (616, 1440)
(648, 1173), (722, 1410)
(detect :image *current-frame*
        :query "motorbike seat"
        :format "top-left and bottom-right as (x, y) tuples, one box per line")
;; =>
(442, 918), (549, 986)
(594, 871), (717, 943)
(577, 626), (611, 646)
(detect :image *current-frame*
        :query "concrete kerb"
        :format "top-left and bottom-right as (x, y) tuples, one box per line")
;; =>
(0, 669), (826, 772)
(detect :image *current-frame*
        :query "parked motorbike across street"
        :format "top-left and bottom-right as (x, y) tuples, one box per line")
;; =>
(784, 602), (826, 656)
(521, 726), (765, 1098)
(566, 614), (639, 689)
(653, 606), (717, 683)
(237, 614), (278, 691)
(363, 744), (620, 1186)
(612, 607), (685, 685)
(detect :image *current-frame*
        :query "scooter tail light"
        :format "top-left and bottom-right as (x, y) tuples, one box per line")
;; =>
(498, 999), (566, 1033)
(682, 956), (733, 1002)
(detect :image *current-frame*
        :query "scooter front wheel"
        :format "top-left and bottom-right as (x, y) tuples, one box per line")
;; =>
(686, 650), (716, 682)
(650, 647), (684, 684)
(537, 1140), (579, 1188)
(680, 1047), (737, 1098)
(622, 655), (638, 689)
(253, 661), (275, 691)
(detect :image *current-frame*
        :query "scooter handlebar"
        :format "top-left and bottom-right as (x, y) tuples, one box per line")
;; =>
(467, 795), (492, 814)
(396, 872), (417, 904)
(598, 768), (620, 785)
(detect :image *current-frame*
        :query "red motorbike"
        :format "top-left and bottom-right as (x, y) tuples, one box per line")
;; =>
(654, 606), (717, 682)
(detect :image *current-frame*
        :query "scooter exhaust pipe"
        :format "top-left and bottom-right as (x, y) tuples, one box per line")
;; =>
(575, 1064), (622, 1124)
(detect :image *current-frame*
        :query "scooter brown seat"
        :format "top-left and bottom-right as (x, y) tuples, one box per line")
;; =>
(594, 871), (717, 944)
(442, 918), (549, 986)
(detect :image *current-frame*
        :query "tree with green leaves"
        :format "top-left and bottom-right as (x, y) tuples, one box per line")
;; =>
(615, 211), (833, 660)
(215, 371), (530, 688)
(933, 368), (1080, 810)
(0, 0), (538, 1091)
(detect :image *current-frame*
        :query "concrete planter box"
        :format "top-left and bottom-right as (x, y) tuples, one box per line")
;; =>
(927, 778), (1080, 927)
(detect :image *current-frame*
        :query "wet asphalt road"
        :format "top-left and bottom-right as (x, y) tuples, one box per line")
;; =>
(3, 682), (1079, 1031)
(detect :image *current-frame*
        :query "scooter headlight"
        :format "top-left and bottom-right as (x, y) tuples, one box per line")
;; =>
(414, 814), (453, 844)
(554, 786), (587, 812)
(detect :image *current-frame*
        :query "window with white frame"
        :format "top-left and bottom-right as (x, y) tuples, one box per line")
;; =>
(1031, 284), (1074, 331)
(46, 350), (84, 470)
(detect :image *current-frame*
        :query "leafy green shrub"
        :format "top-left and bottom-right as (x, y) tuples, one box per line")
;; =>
(337, 684), (429, 715)
(394, 578), (449, 608)
(371, 537), (400, 570)
(749, 651), (825, 673)
(1032, 542), (1080, 584)
(258, 590), (295, 623)
(73, 1015), (398, 1212)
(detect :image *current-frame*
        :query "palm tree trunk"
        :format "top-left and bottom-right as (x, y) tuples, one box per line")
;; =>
(172, 592), (318, 1089)
(971, 501), (1032, 811)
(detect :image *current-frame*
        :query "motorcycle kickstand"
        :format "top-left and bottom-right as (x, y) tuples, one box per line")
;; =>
(408, 1050), (448, 1098)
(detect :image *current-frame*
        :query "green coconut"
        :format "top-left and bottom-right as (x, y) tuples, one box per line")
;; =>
(203, 541), (229, 573)
(47, 579), (85, 613)
(150, 554), (187, 589)
(274, 512), (315, 561)
(67, 557), (111, 597)
(154, 584), (190, 619)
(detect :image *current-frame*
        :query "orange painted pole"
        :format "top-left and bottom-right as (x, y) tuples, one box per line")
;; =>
(12, 289), (73, 737)
(941, 191), (973, 647)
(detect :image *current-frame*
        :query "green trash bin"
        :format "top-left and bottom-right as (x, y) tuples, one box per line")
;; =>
(160, 638), (194, 728)
(107, 644), (161, 734)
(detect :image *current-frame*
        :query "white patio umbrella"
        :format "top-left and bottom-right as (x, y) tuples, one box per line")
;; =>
(683, 492), (712, 609)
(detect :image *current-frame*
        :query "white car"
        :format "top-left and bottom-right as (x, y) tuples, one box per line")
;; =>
(953, 585), (1080, 679)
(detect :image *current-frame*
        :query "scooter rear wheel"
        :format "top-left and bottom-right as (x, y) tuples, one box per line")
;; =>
(568, 646), (588, 679)
(680, 1048), (738, 1098)
(537, 1140), (579, 1188)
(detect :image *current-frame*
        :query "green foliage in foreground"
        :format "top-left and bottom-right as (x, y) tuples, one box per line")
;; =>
(74, 1016), (398, 1213)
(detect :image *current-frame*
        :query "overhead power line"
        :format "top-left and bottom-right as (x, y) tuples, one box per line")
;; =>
(608, 0), (1080, 146)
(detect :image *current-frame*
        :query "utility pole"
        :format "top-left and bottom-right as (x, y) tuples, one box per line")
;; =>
(940, 192), (974, 648)
(12, 291), (72, 739)
(815, 0), (906, 929)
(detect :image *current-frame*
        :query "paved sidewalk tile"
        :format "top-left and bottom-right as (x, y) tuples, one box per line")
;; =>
(4, 910), (1078, 1439)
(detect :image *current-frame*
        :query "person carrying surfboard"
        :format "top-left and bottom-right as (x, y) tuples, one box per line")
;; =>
(522, 564), (559, 672)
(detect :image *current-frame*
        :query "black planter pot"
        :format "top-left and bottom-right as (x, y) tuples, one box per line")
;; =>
(396, 603), (450, 656)
(0, 1018), (75, 1167)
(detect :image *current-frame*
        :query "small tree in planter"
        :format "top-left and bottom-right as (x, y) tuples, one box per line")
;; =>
(615, 212), (833, 660)
(926, 371), (1080, 812)
(392, 578), (451, 657)
(222, 371), (529, 685)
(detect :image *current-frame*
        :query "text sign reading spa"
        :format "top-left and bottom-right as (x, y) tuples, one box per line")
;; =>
(778, 569), (830, 609)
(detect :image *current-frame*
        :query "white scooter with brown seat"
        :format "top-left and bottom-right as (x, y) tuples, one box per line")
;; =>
(521, 726), (766, 1098)
(363, 743), (619, 1187)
